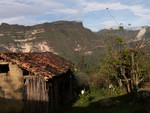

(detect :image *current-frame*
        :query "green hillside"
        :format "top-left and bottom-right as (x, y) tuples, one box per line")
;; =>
(0, 21), (105, 66)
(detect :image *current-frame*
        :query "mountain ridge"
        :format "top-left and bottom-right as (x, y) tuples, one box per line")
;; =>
(0, 21), (149, 65)
(0, 21), (104, 65)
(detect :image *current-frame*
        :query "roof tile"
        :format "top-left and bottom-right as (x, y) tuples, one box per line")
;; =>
(0, 52), (72, 79)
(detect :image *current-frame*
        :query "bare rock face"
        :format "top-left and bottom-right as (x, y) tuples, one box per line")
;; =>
(1, 41), (54, 53)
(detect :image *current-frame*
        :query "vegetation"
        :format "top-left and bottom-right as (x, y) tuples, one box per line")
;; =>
(70, 26), (150, 113)
(57, 89), (150, 113)
(90, 27), (150, 94)
(0, 22), (150, 113)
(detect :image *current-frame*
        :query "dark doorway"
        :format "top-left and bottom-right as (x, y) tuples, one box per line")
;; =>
(0, 64), (9, 73)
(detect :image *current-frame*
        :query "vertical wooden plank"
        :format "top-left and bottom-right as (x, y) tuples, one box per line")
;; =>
(24, 76), (53, 113)
(54, 79), (58, 109)
(50, 81), (53, 112)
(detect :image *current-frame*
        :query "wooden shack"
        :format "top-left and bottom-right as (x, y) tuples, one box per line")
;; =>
(0, 52), (74, 113)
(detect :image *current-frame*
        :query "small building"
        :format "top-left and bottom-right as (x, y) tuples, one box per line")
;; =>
(0, 52), (74, 113)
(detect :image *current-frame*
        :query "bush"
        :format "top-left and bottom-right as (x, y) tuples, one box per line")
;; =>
(79, 90), (91, 103)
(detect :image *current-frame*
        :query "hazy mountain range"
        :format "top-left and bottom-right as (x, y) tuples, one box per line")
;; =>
(0, 21), (149, 65)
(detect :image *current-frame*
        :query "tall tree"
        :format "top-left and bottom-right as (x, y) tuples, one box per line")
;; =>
(99, 27), (150, 95)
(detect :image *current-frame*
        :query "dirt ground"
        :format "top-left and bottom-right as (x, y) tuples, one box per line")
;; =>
(0, 97), (24, 113)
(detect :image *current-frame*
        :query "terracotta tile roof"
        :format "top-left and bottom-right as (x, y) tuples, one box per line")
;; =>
(0, 52), (72, 79)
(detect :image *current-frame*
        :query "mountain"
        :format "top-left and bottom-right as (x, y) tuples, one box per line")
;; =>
(0, 21), (149, 67)
(95, 26), (150, 49)
(0, 21), (105, 65)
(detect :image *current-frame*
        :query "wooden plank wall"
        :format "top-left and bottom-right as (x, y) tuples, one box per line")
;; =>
(24, 76), (49, 113)
(24, 71), (74, 113)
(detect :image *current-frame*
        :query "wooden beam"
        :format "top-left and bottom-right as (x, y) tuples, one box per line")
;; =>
(0, 60), (9, 64)
(23, 75), (38, 79)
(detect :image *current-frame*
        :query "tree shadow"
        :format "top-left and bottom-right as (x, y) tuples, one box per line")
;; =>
(57, 91), (150, 113)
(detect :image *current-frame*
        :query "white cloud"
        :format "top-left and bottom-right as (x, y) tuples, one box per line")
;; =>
(129, 5), (150, 17)
(0, 0), (64, 19)
(83, 2), (127, 12)
(53, 8), (79, 14)
(1, 0), (149, 19)
(0, 16), (43, 25)
(79, 1), (150, 17)
(0, 1), (46, 19)
(30, 0), (63, 7)
(0, 0), (149, 30)
(77, 0), (150, 30)
(100, 20), (119, 29)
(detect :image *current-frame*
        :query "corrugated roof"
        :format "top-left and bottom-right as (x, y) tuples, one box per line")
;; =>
(0, 52), (72, 79)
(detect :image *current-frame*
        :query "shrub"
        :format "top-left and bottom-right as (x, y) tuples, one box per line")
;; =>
(79, 90), (91, 103)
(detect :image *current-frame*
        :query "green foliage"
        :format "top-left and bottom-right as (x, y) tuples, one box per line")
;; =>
(91, 60), (116, 88)
(93, 26), (150, 95)
(104, 85), (126, 96)
(115, 36), (125, 45)
(118, 26), (124, 31)
(79, 90), (91, 103)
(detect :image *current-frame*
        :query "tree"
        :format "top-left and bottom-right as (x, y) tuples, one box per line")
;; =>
(98, 27), (150, 95)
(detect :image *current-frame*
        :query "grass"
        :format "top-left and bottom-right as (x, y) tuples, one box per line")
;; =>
(0, 88), (149, 113)
(57, 88), (150, 113)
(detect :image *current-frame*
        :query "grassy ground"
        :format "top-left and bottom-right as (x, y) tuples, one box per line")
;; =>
(0, 88), (149, 113)
(57, 88), (150, 113)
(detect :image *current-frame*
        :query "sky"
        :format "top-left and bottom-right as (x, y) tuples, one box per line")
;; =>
(0, 0), (150, 31)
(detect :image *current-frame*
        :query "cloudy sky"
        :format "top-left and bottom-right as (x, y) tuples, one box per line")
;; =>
(0, 0), (150, 31)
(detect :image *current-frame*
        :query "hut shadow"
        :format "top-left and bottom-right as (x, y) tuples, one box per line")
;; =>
(0, 97), (24, 113)
(0, 97), (53, 113)
(0, 97), (75, 113)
